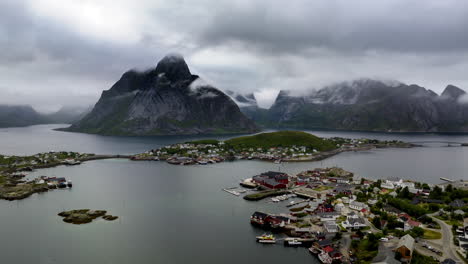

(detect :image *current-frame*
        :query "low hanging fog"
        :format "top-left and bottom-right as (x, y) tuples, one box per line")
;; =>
(1, 0), (468, 112)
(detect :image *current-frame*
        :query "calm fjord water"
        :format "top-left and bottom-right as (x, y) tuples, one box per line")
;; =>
(0, 124), (467, 263)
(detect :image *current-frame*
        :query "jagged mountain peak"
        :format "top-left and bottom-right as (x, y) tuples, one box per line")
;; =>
(225, 90), (258, 107)
(441, 84), (466, 99)
(155, 53), (192, 82)
(65, 55), (258, 135)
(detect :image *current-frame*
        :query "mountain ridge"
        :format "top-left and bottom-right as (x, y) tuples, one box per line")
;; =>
(243, 79), (468, 132)
(63, 54), (259, 135)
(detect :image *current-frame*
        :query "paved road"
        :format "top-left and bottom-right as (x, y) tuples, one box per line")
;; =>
(339, 233), (351, 260)
(372, 239), (400, 264)
(430, 215), (463, 263)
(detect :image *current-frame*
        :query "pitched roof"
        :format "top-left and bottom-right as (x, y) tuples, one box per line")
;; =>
(449, 199), (465, 208)
(396, 234), (415, 253)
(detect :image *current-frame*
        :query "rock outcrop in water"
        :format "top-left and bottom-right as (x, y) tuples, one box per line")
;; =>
(58, 209), (119, 224)
(249, 79), (468, 132)
(64, 54), (258, 135)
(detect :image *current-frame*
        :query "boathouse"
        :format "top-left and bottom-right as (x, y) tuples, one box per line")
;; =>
(252, 171), (289, 189)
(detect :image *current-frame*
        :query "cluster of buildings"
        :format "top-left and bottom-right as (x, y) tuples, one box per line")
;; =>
(244, 167), (468, 263)
(132, 136), (405, 166)
(0, 151), (86, 169)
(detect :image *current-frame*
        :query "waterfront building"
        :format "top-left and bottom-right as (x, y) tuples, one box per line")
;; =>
(252, 171), (289, 189)
(250, 212), (268, 226)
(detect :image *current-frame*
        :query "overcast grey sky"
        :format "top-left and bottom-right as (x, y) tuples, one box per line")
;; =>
(1, 0), (468, 112)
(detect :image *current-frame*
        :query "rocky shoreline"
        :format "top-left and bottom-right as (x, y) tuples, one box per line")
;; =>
(58, 209), (119, 224)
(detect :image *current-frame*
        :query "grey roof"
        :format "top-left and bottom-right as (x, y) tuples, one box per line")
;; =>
(324, 221), (338, 232)
(454, 209), (464, 215)
(449, 199), (465, 208)
(318, 212), (340, 217)
(348, 217), (366, 225)
(396, 234), (415, 253)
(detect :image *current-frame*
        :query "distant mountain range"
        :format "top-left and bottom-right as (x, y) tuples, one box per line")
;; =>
(0, 104), (90, 128)
(3, 59), (468, 134)
(63, 54), (258, 135)
(243, 79), (468, 132)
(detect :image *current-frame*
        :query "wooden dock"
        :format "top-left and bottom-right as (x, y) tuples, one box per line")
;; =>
(286, 199), (310, 207)
(223, 188), (240, 196)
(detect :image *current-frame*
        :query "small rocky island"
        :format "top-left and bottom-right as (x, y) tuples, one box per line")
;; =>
(58, 209), (118, 224)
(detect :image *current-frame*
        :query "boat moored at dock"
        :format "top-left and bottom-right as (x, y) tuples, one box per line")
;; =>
(256, 234), (276, 244)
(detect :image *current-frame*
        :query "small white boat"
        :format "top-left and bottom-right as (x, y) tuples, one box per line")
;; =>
(285, 239), (302, 246)
(258, 239), (276, 244)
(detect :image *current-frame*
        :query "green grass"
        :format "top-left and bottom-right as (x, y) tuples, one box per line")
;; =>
(353, 239), (379, 264)
(189, 139), (220, 145)
(313, 186), (333, 192)
(243, 190), (289, 201)
(422, 229), (442, 240)
(446, 220), (463, 226)
(297, 222), (311, 228)
(411, 250), (439, 264)
(225, 131), (336, 151)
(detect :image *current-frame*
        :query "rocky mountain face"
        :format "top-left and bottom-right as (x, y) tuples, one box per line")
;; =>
(0, 105), (48, 128)
(65, 54), (258, 135)
(258, 79), (468, 132)
(224, 90), (271, 124)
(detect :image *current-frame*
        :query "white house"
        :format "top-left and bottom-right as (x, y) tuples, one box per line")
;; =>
(381, 181), (395, 190)
(342, 197), (350, 204)
(400, 182), (415, 189)
(323, 221), (339, 233)
(334, 203), (345, 212)
(342, 212), (367, 229)
(318, 212), (340, 222)
(349, 201), (369, 211)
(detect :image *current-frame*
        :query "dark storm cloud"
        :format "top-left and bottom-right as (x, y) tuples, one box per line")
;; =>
(1, 0), (468, 111)
(199, 1), (468, 55)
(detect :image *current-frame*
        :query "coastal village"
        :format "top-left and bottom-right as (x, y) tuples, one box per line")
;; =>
(227, 167), (468, 264)
(131, 136), (413, 165)
(0, 151), (94, 200)
(0, 132), (466, 263)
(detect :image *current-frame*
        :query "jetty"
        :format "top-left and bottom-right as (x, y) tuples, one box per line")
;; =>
(286, 199), (310, 207)
(223, 188), (241, 196)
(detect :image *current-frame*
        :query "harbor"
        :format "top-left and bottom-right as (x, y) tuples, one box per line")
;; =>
(219, 166), (468, 263)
